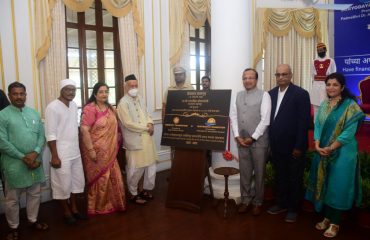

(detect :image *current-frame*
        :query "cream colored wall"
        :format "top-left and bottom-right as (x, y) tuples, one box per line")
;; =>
(0, 0), (41, 111)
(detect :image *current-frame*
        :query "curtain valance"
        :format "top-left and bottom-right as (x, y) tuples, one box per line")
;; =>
(63, 0), (131, 16)
(170, 0), (211, 65)
(264, 8), (321, 38)
(36, 0), (143, 64)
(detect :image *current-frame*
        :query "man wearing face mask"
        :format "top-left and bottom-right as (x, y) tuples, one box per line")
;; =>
(310, 42), (336, 118)
(117, 74), (157, 204)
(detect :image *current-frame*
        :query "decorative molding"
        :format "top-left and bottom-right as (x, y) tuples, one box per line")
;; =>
(155, 0), (164, 112)
(151, 0), (156, 109)
(159, 0), (163, 110)
(28, 0), (39, 111)
(0, 36), (5, 90)
(156, 159), (171, 172)
(10, 0), (19, 82)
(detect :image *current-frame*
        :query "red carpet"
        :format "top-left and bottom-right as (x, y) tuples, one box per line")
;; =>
(308, 121), (370, 153)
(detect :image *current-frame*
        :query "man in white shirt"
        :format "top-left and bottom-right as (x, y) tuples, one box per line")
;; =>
(230, 68), (271, 216)
(45, 79), (86, 225)
(310, 42), (336, 118)
(267, 64), (311, 223)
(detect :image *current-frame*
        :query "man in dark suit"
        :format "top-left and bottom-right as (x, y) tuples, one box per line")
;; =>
(0, 89), (10, 189)
(267, 64), (311, 223)
(0, 89), (10, 110)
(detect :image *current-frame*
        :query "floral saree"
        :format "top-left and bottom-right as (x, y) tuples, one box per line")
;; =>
(81, 103), (126, 215)
(305, 98), (365, 211)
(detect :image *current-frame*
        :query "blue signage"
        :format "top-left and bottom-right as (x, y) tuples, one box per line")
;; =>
(334, 0), (370, 96)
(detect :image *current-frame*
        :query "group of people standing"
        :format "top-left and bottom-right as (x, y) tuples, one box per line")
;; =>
(0, 74), (157, 239)
(0, 42), (365, 239)
(232, 60), (364, 238)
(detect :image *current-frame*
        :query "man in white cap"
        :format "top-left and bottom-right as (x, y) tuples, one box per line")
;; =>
(45, 79), (86, 225)
(162, 66), (194, 119)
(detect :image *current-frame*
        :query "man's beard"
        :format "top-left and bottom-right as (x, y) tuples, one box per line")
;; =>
(318, 52), (326, 58)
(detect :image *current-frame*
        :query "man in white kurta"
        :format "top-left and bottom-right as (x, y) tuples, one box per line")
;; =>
(310, 42), (336, 118)
(117, 74), (157, 203)
(45, 79), (85, 224)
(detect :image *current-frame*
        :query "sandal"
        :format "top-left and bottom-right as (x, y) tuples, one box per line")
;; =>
(323, 224), (339, 238)
(129, 195), (147, 205)
(315, 218), (330, 230)
(28, 221), (49, 231)
(6, 228), (19, 240)
(139, 190), (154, 200)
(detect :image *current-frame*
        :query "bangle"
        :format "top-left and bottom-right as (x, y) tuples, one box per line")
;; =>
(88, 148), (94, 152)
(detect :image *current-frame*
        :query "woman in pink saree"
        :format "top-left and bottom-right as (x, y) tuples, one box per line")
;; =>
(80, 82), (126, 215)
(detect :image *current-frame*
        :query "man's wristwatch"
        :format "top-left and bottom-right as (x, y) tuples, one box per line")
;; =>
(251, 137), (256, 143)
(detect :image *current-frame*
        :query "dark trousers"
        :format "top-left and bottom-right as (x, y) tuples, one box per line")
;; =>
(272, 152), (305, 212)
(324, 205), (342, 225)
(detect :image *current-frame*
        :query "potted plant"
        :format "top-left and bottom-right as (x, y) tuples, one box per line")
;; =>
(302, 150), (315, 212)
(264, 161), (275, 201)
(357, 151), (370, 228)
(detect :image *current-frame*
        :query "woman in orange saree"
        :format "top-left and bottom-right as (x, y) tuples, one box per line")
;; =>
(80, 82), (126, 215)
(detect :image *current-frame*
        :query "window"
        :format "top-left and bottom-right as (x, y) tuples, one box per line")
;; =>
(189, 21), (211, 90)
(65, 1), (122, 108)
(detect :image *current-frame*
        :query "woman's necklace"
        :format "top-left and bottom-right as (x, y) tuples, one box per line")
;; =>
(328, 97), (341, 109)
(96, 103), (107, 112)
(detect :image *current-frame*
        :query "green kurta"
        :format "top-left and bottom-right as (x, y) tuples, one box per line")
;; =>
(0, 105), (45, 189)
(305, 98), (365, 211)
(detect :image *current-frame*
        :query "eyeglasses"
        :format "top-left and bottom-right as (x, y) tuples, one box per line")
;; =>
(243, 77), (256, 80)
(274, 73), (290, 78)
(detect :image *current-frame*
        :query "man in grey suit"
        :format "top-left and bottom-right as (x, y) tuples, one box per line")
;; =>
(230, 68), (271, 216)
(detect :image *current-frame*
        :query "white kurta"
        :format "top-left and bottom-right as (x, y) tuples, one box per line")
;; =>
(45, 99), (80, 161)
(230, 90), (271, 139)
(117, 95), (157, 195)
(45, 99), (85, 199)
(117, 96), (157, 168)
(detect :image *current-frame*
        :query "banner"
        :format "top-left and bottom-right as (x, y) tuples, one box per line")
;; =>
(334, 0), (370, 96)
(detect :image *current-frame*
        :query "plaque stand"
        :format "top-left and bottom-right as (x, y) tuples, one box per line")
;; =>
(166, 148), (207, 212)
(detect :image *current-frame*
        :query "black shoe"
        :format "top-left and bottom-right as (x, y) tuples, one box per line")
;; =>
(73, 212), (88, 220)
(139, 190), (154, 201)
(267, 205), (287, 215)
(64, 216), (77, 225)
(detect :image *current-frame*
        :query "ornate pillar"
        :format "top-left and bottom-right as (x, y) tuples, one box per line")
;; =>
(205, 0), (253, 202)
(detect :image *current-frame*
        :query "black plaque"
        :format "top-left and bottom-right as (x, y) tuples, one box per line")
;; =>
(161, 90), (231, 150)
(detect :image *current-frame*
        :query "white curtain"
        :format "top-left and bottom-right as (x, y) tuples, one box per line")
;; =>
(118, 11), (143, 96)
(170, 24), (191, 86)
(263, 8), (321, 91)
(264, 30), (315, 91)
(38, 0), (67, 113)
